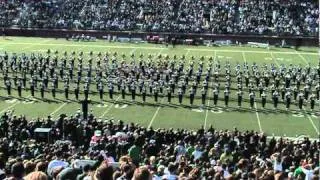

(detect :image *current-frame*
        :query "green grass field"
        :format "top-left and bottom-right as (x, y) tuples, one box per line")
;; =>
(0, 37), (319, 138)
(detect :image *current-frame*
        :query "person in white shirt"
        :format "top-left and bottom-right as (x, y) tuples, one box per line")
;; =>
(192, 145), (203, 161)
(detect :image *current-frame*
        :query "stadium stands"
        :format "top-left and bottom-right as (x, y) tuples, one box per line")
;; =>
(0, 112), (320, 179)
(0, 0), (318, 36)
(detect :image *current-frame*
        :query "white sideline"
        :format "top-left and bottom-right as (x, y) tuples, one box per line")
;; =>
(2, 42), (318, 55)
(0, 95), (32, 114)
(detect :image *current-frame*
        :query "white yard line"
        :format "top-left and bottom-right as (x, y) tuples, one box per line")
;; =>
(50, 103), (67, 116)
(254, 102), (263, 133)
(0, 95), (31, 114)
(303, 107), (319, 135)
(185, 49), (191, 64)
(147, 48), (168, 128)
(242, 52), (263, 133)
(241, 52), (247, 63)
(99, 96), (121, 118)
(295, 53), (319, 135)
(204, 50), (216, 129)
(269, 52), (281, 67)
(148, 105), (161, 129)
(295, 51), (309, 65)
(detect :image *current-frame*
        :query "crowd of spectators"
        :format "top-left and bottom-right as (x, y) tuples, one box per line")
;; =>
(0, 110), (319, 179)
(0, 0), (318, 36)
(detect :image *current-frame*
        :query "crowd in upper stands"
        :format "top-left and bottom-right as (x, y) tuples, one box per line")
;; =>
(0, 110), (319, 179)
(0, 0), (318, 36)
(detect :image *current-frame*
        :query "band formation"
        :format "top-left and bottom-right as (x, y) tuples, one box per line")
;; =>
(1, 50), (319, 111)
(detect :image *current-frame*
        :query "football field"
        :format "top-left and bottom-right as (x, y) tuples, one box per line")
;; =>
(0, 37), (319, 138)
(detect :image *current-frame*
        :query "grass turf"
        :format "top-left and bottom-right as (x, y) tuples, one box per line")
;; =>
(0, 37), (319, 138)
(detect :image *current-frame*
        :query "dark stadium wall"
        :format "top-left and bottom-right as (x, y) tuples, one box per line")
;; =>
(3, 28), (318, 47)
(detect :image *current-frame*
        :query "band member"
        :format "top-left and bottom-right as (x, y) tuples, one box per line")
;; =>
(285, 91), (291, 110)
(74, 84), (79, 100)
(154, 86), (159, 102)
(17, 79), (22, 97)
(84, 83), (89, 100)
(167, 87), (172, 103)
(315, 83), (320, 100)
(108, 83), (113, 100)
(30, 79), (35, 97)
(51, 82), (56, 99)
(298, 91), (304, 110)
(249, 91), (255, 109)
(272, 90), (279, 109)
(131, 83), (136, 101)
(189, 88), (195, 106)
(121, 83), (126, 100)
(64, 81), (69, 99)
(310, 93), (315, 111)
(40, 82), (45, 99)
(201, 88), (206, 106)
(304, 85), (310, 101)
(178, 88), (183, 105)
(5, 79), (11, 96)
(213, 88), (219, 107)
(141, 86), (146, 103)
(237, 90), (243, 108)
(98, 81), (104, 101)
(261, 91), (267, 108)
(224, 88), (229, 107)
(293, 86), (298, 101)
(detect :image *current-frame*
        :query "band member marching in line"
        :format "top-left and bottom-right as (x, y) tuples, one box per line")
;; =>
(249, 91), (255, 109)
(178, 88), (183, 105)
(131, 82), (136, 102)
(167, 86), (172, 104)
(108, 82), (114, 100)
(84, 83), (89, 100)
(30, 78), (35, 97)
(17, 79), (22, 98)
(121, 82), (126, 100)
(5, 78), (11, 96)
(261, 91), (267, 109)
(154, 85), (159, 102)
(213, 88), (219, 107)
(51, 81), (56, 99)
(98, 81), (104, 101)
(285, 91), (291, 111)
(309, 93), (315, 111)
(237, 89), (243, 108)
(64, 81), (69, 100)
(40, 81), (45, 99)
(224, 88), (230, 108)
(189, 87), (195, 106)
(201, 87), (206, 107)
(297, 90), (304, 111)
(74, 84), (79, 100)
(141, 86), (147, 103)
